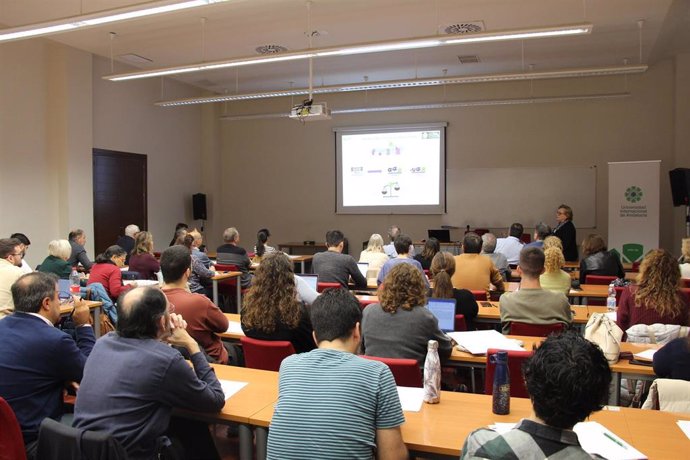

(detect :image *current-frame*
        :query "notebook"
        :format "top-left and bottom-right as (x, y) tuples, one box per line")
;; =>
(426, 298), (456, 332)
(357, 262), (369, 278)
(427, 229), (451, 243)
(297, 274), (318, 292)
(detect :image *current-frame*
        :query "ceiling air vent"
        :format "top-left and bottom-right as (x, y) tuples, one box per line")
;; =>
(458, 55), (480, 64)
(444, 21), (485, 35)
(255, 44), (288, 54)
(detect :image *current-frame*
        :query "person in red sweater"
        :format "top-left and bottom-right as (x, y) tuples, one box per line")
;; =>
(160, 245), (230, 364)
(128, 231), (160, 280)
(87, 245), (136, 301)
(617, 249), (690, 334)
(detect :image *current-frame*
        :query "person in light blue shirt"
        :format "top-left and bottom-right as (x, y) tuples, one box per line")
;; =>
(524, 222), (552, 250)
(377, 234), (428, 287)
(383, 224), (415, 259)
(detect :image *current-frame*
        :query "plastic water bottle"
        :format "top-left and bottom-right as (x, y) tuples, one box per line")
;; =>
(491, 351), (510, 415)
(69, 269), (81, 294)
(607, 281), (617, 312)
(423, 340), (441, 404)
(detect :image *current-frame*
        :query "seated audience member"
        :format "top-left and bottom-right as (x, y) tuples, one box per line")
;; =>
(169, 222), (188, 247)
(216, 227), (252, 288)
(430, 252), (479, 330)
(358, 233), (390, 283)
(680, 238), (690, 279)
(161, 246), (230, 364)
(539, 247), (571, 295)
(313, 230), (367, 289)
(10, 232), (33, 274)
(38, 239), (73, 280)
(267, 288), (407, 460)
(542, 235), (564, 251)
(524, 222), (551, 249)
(452, 232), (504, 293)
(553, 204), (578, 262)
(377, 234), (429, 287)
(653, 335), (690, 381)
(461, 331), (611, 460)
(181, 235), (215, 297)
(73, 287), (224, 459)
(87, 245), (136, 301)
(253, 228), (276, 262)
(578, 233), (624, 285)
(499, 247), (571, 334)
(383, 224), (415, 258)
(480, 233), (509, 280)
(0, 238), (27, 318)
(116, 224), (139, 264)
(362, 263), (452, 364)
(0, 272), (94, 458)
(242, 253), (316, 353)
(414, 237), (440, 270)
(617, 249), (690, 333)
(128, 231), (160, 280)
(495, 223), (525, 266)
(67, 229), (93, 272)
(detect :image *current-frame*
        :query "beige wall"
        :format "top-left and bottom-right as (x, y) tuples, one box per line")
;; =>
(673, 52), (690, 250)
(211, 59), (682, 256)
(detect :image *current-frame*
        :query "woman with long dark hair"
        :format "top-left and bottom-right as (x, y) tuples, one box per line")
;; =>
(128, 231), (160, 280)
(414, 237), (440, 271)
(87, 245), (135, 300)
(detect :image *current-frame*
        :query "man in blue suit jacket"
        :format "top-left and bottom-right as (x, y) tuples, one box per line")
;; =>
(0, 271), (95, 459)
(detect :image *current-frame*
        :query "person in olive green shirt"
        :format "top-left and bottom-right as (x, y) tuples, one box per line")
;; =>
(539, 247), (571, 295)
(38, 240), (73, 279)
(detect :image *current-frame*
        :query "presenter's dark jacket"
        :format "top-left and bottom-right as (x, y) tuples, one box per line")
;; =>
(553, 220), (578, 262)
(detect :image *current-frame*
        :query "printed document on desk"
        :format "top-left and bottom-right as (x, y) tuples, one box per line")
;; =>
(632, 349), (656, 362)
(574, 421), (646, 459)
(225, 321), (244, 334)
(448, 330), (524, 355)
(219, 380), (248, 400)
(396, 386), (424, 412)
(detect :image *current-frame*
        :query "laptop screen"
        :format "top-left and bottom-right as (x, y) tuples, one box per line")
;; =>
(357, 262), (369, 278)
(57, 279), (72, 301)
(426, 298), (456, 332)
(297, 274), (318, 292)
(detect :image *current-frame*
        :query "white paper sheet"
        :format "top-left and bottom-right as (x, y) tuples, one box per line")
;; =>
(225, 321), (244, 334)
(448, 330), (525, 355)
(677, 421), (690, 440)
(632, 349), (656, 362)
(219, 380), (248, 400)
(573, 421), (647, 460)
(123, 279), (159, 286)
(489, 423), (516, 434)
(396, 386), (424, 412)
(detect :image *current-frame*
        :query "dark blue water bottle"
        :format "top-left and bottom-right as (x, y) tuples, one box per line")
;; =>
(490, 351), (510, 415)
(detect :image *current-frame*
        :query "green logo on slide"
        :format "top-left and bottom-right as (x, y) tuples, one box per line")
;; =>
(624, 186), (643, 203)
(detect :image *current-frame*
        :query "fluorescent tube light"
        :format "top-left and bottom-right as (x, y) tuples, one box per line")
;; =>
(107, 23), (592, 82)
(0, 0), (229, 43)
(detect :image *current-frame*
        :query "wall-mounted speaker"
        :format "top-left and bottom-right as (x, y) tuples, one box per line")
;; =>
(669, 168), (690, 207)
(192, 193), (207, 220)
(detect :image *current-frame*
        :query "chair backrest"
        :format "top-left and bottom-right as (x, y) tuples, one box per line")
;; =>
(484, 348), (534, 398)
(681, 278), (690, 289)
(454, 314), (467, 332)
(240, 336), (296, 371)
(215, 263), (240, 287)
(361, 355), (423, 388)
(470, 290), (487, 301)
(631, 261), (641, 272)
(358, 298), (378, 310)
(585, 274), (618, 285)
(509, 322), (565, 337)
(519, 233), (532, 244)
(614, 286), (626, 303)
(0, 397), (26, 460)
(316, 282), (341, 293)
(36, 418), (127, 460)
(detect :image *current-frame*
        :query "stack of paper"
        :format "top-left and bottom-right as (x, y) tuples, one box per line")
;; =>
(448, 330), (525, 355)
(225, 321), (244, 335)
(219, 380), (248, 400)
(632, 349), (656, 362)
(396, 386), (424, 412)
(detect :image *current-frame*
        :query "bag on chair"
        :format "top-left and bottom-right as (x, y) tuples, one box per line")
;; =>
(625, 323), (689, 346)
(584, 313), (624, 363)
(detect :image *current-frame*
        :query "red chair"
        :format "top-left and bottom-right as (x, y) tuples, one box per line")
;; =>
(470, 290), (487, 301)
(681, 278), (690, 288)
(631, 261), (641, 272)
(509, 322), (566, 337)
(358, 297), (378, 310)
(681, 288), (690, 303)
(614, 286), (626, 304)
(0, 397), (27, 460)
(317, 282), (341, 293)
(215, 263), (250, 308)
(454, 314), (467, 332)
(519, 233), (532, 244)
(585, 275), (618, 306)
(361, 355), (423, 388)
(240, 336), (295, 372)
(484, 349), (533, 398)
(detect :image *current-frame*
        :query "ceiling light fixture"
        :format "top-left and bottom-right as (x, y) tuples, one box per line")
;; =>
(0, 0), (229, 43)
(107, 22), (592, 82)
(154, 64), (646, 107)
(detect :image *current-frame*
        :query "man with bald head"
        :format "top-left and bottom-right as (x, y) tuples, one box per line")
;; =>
(74, 287), (225, 459)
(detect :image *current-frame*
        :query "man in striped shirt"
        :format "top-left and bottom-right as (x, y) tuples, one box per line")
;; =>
(267, 288), (408, 460)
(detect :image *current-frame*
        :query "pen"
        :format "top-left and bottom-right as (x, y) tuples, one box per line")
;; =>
(603, 432), (627, 449)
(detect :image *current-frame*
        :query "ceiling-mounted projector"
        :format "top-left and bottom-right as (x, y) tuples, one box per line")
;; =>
(289, 100), (331, 121)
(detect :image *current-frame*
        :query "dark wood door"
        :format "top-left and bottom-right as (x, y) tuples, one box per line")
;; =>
(93, 149), (147, 256)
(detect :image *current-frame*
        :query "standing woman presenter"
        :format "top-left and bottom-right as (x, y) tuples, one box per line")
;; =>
(553, 204), (578, 262)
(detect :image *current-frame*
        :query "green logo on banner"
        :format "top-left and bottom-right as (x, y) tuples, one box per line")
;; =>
(625, 186), (643, 203)
(615, 243), (644, 263)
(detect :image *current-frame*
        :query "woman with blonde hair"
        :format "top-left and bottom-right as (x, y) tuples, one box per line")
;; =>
(430, 252), (478, 330)
(361, 263), (452, 364)
(128, 231), (160, 280)
(540, 247), (571, 295)
(578, 234), (624, 285)
(542, 236), (563, 251)
(680, 238), (690, 279)
(358, 233), (389, 283)
(617, 249), (690, 333)
(241, 252), (315, 353)
(38, 239), (73, 279)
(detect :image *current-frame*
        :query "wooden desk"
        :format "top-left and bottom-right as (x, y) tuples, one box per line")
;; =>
(218, 313), (244, 341)
(501, 282), (609, 303)
(59, 300), (103, 337)
(211, 271), (242, 307)
(277, 242), (326, 255)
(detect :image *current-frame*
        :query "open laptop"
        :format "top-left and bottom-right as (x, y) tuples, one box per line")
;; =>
(426, 298), (457, 332)
(297, 274), (318, 292)
(357, 262), (369, 278)
(427, 229), (451, 243)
